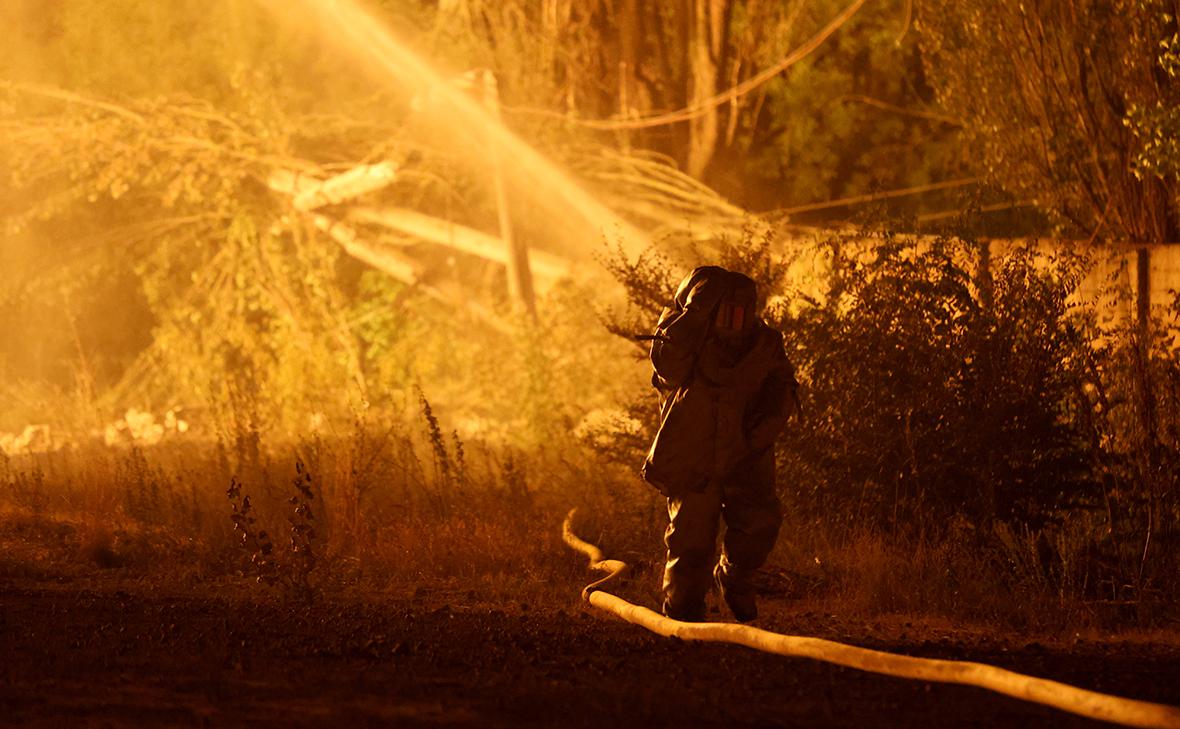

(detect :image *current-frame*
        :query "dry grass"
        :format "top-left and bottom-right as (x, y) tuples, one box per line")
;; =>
(1, 404), (1177, 639)
(0, 406), (634, 604)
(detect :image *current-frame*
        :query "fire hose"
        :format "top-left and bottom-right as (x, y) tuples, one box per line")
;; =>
(562, 509), (1180, 729)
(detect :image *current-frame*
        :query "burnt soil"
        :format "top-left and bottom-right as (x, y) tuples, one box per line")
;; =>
(3, 569), (1180, 729)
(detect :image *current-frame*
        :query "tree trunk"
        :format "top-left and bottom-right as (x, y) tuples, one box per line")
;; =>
(686, 0), (728, 179)
(618, 0), (641, 151)
(480, 70), (536, 319)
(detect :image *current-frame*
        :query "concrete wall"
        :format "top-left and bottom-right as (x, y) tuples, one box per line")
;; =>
(776, 232), (1180, 332)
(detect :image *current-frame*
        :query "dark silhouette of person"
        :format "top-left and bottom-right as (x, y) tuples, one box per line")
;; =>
(642, 266), (797, 622)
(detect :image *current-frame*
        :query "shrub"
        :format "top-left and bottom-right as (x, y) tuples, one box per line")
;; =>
(778, 237), (1102, 533)
(603, 231), (1100, 529)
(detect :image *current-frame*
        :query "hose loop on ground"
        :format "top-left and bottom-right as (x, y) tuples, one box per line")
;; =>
(562, 508), (1180, 729)
(561, 510), (630, 600)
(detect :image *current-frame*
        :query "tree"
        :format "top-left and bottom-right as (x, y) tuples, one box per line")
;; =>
(0, 0), (643, 433)
(1127, 4), (1180, 201)
(685, 0), (729, 179)
(918, 0), (1180, 243)
(437, 0), (962, 216)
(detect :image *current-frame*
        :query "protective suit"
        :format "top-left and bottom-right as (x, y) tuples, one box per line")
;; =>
(642, 266), (797, 622)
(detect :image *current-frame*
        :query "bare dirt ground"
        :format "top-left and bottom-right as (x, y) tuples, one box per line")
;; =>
(3, 562), (1180, 729)
(1, 514), (1179, 728)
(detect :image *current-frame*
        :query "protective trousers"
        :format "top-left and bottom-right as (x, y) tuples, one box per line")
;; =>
(662, 451), (782, 619)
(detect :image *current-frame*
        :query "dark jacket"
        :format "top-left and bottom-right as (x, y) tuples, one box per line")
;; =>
(641, 267), (797, 496)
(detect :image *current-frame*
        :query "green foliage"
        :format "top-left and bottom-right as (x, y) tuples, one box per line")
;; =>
(428, 0), (965, 215)
(348, 268), (638, 447)
(733, 1), (963, 214)
(777, 238), (1099, 530)
(604, 234), (1099, 527)
(1126, 7), (1180, 191)
(603, 227), (1180, 603)
(0, 16), (396, 433)
(918, 0), (1180, 241)
(0, 0), (649, 441)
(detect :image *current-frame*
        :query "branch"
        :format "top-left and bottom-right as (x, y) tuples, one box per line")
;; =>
(346, 207), (569, 281)
(768, 177), (981, 217)
(505, 0), (867, 131)
(832, 94), (962, 127)
(1, 81), (147, 125)
(269, 164), (399, 211)
(313, 214), (511, 335)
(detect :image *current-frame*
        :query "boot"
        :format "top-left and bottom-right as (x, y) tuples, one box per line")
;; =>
(662, 597), (707, 623)
(714, 561), (758, 623)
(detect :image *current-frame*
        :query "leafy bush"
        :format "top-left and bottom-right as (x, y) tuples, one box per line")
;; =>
(602, 229), (1178, 606)
(775, 237), (1101, 532)
(604, 232), (1097, 527)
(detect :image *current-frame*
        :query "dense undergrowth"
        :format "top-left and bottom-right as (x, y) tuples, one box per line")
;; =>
(2, 230), (1179, 635)
(599, 229), (1180, 626)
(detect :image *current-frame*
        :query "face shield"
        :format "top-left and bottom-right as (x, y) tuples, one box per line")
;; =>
(715, 301), (751, 332)
(712, 274), (758, 345)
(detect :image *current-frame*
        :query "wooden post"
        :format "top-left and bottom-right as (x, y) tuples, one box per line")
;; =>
(346, 207), (566, 281)
(480, 69), (537, 320)
(1136, 246), (1160, 482)
(1136, 246), (1151, 339)
(977, 239), (994, 309)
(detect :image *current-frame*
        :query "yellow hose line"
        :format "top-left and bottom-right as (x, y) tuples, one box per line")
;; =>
(562, 509), (1180, 729)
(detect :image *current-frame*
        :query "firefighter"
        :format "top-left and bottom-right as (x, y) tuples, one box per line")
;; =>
(642, 266), (797, 622)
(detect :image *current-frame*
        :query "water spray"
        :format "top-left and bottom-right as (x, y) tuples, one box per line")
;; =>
(261, 0), (651, 260)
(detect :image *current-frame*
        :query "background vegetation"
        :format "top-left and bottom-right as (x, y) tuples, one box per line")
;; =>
(600, 230), (1179, 620)
(1, 0), (1178, 631)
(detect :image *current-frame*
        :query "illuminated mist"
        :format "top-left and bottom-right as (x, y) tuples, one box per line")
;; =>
(259, 0), (651, 258)
(0, 0), (662, 438)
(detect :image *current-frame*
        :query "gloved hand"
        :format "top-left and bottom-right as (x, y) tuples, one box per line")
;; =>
(650, 268), (732, 389)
